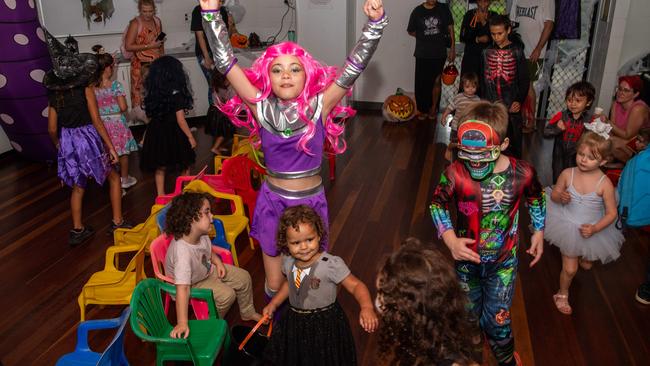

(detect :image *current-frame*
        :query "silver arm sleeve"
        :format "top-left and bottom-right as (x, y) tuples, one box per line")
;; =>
(335, 13), (389, 89)
(202, 12), (237, 75)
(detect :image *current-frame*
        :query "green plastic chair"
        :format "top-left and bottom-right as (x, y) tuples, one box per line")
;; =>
(129, 279), (232, 365)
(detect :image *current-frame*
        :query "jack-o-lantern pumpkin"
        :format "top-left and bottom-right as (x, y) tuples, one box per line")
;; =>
(230, 33), (248, 48)
(382, 88), (416, 122)
(442, 64), (459, 85)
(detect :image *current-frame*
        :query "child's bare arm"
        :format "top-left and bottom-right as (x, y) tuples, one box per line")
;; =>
(117, 95), (128, 113)
(210, 252), (226, 278)
(341, 274), (378, 333)
(85, 87), (117, 163)
(551, 169), (571, 204)
(581, 178), (618, 237)
(170, 284), (190, 338)
(262, 281), (288, 318)
(47, 106), (59, 148)
(175, 111), (197, 149)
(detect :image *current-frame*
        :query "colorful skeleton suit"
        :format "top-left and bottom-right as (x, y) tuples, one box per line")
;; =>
(430, 121), (545, 366)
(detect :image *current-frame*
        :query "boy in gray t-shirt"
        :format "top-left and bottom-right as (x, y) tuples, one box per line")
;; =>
(164, 192), (262, 339)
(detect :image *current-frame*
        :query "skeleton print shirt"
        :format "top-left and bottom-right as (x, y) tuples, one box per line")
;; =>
(480, 43), (529, 108)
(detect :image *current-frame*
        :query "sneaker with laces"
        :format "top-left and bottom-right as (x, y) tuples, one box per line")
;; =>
(108, 219), (134, 234)
(69, 226), (95, 247)
(635, 282), (650, 305)
(120, 175), (138, 189)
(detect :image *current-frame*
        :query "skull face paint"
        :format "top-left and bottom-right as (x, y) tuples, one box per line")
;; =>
(457, 120), (501, 180)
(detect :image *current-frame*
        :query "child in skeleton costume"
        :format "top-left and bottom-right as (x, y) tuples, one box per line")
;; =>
(430, 102), (545, 366)
(480, 15), (529, 159)
(199, 0), (388, 300)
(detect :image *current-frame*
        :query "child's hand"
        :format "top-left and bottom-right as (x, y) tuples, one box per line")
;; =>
(262, 303), (277, 318)
(199, 0), (221, 11)
(108, 148), (119, 164)
(559, 190), (571, 204)
(527, 231), (544, 267)
(509, 102), (521, 113)
(579, 224), (597, 238)
(363, 0), (384, 21)
(359, 307), (379, 333)
(188, 135), (197, 149)
(170, 323), (190, 339)
(557, 120), (566, 131)
(440, 111), (449, 126)
(215, 260), (226, 278)
(446, 235), (481, 263)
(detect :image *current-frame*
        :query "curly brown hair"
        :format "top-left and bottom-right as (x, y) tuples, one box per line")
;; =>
(377, 238), (474, 366)
(164, 192), (211, 240)
(276, 205), (327, 255)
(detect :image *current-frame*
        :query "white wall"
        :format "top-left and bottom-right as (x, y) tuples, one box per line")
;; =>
(353, 0), (421, 103)
(295, 0), (348, 68)
(67, 0), (292, 54)
(597, 0), (650, 107)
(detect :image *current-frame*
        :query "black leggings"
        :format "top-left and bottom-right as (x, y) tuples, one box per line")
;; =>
(414, 57), (446, 114)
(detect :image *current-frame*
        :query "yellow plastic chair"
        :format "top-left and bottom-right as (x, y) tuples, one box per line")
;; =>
(183, 180), (251, 266)
(113, 204), (164, 251)
(77, 241), (147, 321)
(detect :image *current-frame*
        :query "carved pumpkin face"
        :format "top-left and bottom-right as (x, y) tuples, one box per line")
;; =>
(230, 33), (248, 48)
(383, 89), (415, 122)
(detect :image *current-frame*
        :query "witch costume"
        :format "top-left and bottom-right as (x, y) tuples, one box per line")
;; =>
(44, 31), (112, 188)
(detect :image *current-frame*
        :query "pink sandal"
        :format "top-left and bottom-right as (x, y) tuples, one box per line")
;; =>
(553, 293), (572, 315)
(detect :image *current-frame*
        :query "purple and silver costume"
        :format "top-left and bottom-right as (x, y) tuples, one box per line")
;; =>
(251, 94), (329, 256)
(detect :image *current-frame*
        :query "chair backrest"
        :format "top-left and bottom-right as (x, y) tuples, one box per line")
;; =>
(211, 218), (230, 251)
(97, 307), (131, 365)
(221, 155), (265, 192)
(149, 234), (174, 283)
(130, 279), (174, 341)
(155, 205), (170, 233)
(183, 180), (246, 217)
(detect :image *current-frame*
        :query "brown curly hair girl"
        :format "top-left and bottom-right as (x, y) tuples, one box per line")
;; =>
(164, 192), (211, 240)
(377, 238), (475, 366)
(276, 205), (327, 255)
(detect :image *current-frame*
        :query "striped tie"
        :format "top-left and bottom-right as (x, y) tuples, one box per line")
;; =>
(295, 268), (303, 289)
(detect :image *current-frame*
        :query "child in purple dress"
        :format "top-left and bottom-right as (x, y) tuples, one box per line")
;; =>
(199, 0), (388, 301)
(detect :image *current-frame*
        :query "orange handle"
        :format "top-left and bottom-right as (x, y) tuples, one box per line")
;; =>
(238, 314), (272, 351)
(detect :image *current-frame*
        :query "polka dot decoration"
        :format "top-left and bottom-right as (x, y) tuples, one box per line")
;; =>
(41, 106), (48, 117)
(0, 0), (56, 160)
(0, 20), (49, 62)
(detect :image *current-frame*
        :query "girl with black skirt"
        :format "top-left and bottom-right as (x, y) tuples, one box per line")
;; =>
(263, 205), (378, 366)
(140, 55), (196, 196)
(205, 70), (235, 154)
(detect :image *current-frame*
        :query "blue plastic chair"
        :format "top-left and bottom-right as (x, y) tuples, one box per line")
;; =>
(211, 218), (230, 251)
(155, 204), (170, 233)
(56, 307), (131, 366)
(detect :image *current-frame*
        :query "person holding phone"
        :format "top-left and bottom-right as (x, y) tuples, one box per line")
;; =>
(125, 0), (165, 122)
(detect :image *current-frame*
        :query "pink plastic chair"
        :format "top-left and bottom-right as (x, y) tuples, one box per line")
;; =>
(149, 234), (234, 320)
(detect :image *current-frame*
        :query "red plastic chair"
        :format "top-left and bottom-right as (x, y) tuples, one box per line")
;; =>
(155, 174), (235, 206)
(149, 234), (234, 320)
(221, 155), (266, 219)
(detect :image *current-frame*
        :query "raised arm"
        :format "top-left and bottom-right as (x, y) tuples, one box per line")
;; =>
(322, 0), (388, 118)
(200, 0), (258, 112)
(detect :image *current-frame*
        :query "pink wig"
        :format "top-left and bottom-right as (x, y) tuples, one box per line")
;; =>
(219, 41), (355, 154)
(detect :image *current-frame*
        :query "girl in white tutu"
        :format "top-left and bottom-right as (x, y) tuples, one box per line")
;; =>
(546, 131), (624, 315)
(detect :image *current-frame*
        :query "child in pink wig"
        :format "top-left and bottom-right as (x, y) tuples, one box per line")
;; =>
(199, 0), (387, 301)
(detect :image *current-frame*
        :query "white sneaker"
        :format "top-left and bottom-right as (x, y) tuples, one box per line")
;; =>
(121, 176), (138, 189)
(122, 188), (127, 197)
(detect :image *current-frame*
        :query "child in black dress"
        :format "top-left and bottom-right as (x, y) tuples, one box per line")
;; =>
(140, 55), (196, 196)
(263, 205), (378, 366)
(205, 70), (235, 154)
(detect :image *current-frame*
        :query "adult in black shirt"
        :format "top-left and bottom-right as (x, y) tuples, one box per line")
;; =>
(407, 0), (455, 119)
(190, 4), (237, 107)
(459, 0), (497, 80)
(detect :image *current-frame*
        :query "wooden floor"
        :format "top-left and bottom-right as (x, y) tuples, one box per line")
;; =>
(0, 112), (648, 366)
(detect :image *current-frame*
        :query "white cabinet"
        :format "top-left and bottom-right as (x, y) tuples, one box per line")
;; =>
(179, 56), (209, 118)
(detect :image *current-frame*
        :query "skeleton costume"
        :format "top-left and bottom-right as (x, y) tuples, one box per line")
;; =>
(201, 8), (388, 257)
(543, 109), (591, 182)
(480, 43), (529, 158)
(430, 121), (545, 366)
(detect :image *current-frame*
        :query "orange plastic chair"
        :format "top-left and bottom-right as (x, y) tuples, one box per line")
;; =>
(183, 180), (251, 266)
(78, 241), (147, 321)
(221, 155), (266, 220)
(113, 204), (164, 252)
(149, 234), (234, 320)
(214, 134), (264, 173)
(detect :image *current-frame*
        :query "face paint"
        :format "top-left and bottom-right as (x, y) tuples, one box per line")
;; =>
(457, 120), (502, 180)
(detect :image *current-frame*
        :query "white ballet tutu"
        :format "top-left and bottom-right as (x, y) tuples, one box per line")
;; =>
(544, 187), (624, 264)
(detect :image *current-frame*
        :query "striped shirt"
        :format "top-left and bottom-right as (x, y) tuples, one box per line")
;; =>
(449, 93), (481, 130)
